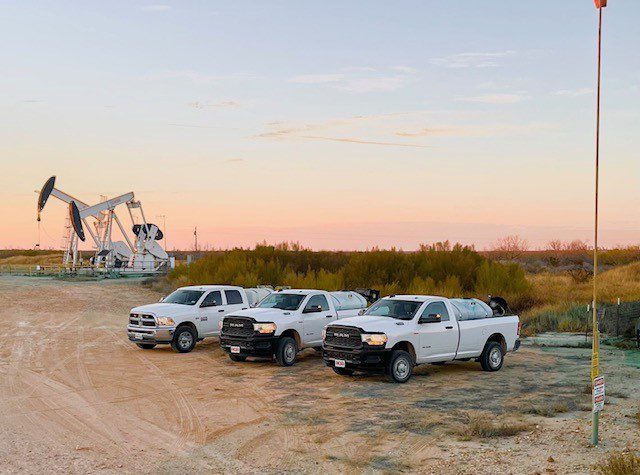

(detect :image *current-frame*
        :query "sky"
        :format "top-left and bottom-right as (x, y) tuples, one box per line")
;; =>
(1, 1), (639, 251)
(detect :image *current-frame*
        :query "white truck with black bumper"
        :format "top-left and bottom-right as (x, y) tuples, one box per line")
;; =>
(219, 289), (369, 366)
(127, 285), (272, 352)
(322, 295), (520, 383)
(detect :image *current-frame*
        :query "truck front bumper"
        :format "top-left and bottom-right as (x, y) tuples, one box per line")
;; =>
(127, 325), (175, 344)
(323, 345), (390, 372)
(220, 334), (278, 357)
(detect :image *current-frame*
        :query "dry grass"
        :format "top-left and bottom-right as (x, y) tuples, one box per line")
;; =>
(528, 262), (640, 307)
(0, 252), (63, 266)
(452, 412), (532, 440)
(523, 401), (570, 417)
(594, 451), (640, 475)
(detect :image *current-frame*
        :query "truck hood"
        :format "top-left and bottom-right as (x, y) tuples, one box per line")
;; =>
(227, 307), (297, 322)
(330, 315), (412, 335)
(130, 302), (196, 317)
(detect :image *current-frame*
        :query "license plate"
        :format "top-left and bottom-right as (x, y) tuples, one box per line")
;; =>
(231, 346), (241, 354)
(335, 359), (346, 368)
(133, 332), (144, 340)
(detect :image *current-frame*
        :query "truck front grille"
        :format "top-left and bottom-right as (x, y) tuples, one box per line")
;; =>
(129, 313), (156, 328)
(324, 325), (362, 349)
(222, 317), (254, 337)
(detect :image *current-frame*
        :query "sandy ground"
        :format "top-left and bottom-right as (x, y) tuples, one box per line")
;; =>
(0, 276), (638, 474)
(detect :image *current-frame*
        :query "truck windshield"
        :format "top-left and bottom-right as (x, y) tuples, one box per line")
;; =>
(365, 299), (423, 320)
(163, 290), (205, 305)
(258, 293), (306, 311)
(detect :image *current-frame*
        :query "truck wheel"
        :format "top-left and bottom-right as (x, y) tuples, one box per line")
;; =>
(136, 343), (156, 350)
(229, 354), (247, 362)
(275, 337), (298, 366)
(387, 350), (413, 383)
(171, 326), (197, 353)
(480, 341), (504, 371)
(333, 367), (354, 376)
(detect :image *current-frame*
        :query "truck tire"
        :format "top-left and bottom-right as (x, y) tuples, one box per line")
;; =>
(136, 343), (156, 350)
(229, 354), (247, 362)
(480, 341), (504, 371)
(275, 336), (298, 366)
(387, 350), (413, 383)
(171, 326), (197, 353)
(332, 367), (354, 376)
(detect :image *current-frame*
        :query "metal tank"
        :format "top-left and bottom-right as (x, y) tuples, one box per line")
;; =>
(449, 298), (493, 321)
(329, 291), (368, 311)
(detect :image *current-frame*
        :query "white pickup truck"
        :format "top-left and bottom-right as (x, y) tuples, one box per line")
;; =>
(127, 285), (273, 353)
(219, 289), (369, 366)
(322, 295), (520, 383)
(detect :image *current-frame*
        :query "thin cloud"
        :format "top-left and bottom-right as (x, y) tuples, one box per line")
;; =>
(166, 123), (220, 129)
(255, 111), (555, 150)
(141, 4), (171, 12)
(223, 158), (245, 163)
(395, 128), (445, 137)
(337, 76), (408, 93)
(288, 67), (415, 93)
(430, 51), (516, 69)
(396, 123), (555, 138)
(301, 136), (430, 148)
(288, 74), (345, 84)
(189, 100), (241, 109)
(555, 87), (593, 97)
(145, 70), (254, 85)
(455, 93), (529, 104)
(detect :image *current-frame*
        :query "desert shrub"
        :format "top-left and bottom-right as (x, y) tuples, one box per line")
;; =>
(168, 241), (530, 306)
(452, 412), (531, 440)
(523, 401), (570, 417)
(594, 451), (640, 475)
(521, 303), (589, 334)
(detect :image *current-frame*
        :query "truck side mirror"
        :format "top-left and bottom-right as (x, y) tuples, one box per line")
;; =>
(200, 300), (218, 308)
(419, 313), (441, 324)
(303, 305), (322, 314)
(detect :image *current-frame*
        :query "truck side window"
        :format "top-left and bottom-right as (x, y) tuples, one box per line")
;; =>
(305, 295), (329, 312)
(201, 291), (222, 307)
(225, 290), (243, 305)
(419, 302), (450, 323)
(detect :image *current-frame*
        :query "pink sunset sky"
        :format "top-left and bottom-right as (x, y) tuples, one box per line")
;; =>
(1, 2), (638, 251)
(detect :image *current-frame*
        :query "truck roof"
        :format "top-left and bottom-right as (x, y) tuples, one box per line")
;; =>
(276, 289), (324, 294)
(180, 285), (243, 291)
(385, 295), (443, 302)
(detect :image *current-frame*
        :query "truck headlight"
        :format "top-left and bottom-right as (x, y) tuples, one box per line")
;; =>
(156, 317), (174, 326)
(253, 322), (277, 334)
(361, 333), (387, 346)
(218, 320), (224, 330)
(322, 328), (327, 340)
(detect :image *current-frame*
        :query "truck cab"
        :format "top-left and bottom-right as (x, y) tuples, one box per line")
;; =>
(322, 295), (520, 383)
(127, 285), (272, 353)
(219, 289), (368, 366)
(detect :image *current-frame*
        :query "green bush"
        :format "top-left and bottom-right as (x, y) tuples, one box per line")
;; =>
(169, 242), (532, 308)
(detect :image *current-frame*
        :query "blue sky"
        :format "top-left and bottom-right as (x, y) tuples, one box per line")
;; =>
(1, 1), (638, 250)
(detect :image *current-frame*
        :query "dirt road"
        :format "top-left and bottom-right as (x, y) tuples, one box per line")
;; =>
(0, 276), (638, 474)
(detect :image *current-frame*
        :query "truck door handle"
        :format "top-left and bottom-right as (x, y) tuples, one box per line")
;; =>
(218, 309), (225, 313)
(445, 326), (453, 329)
(325, 315), (333, 318)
